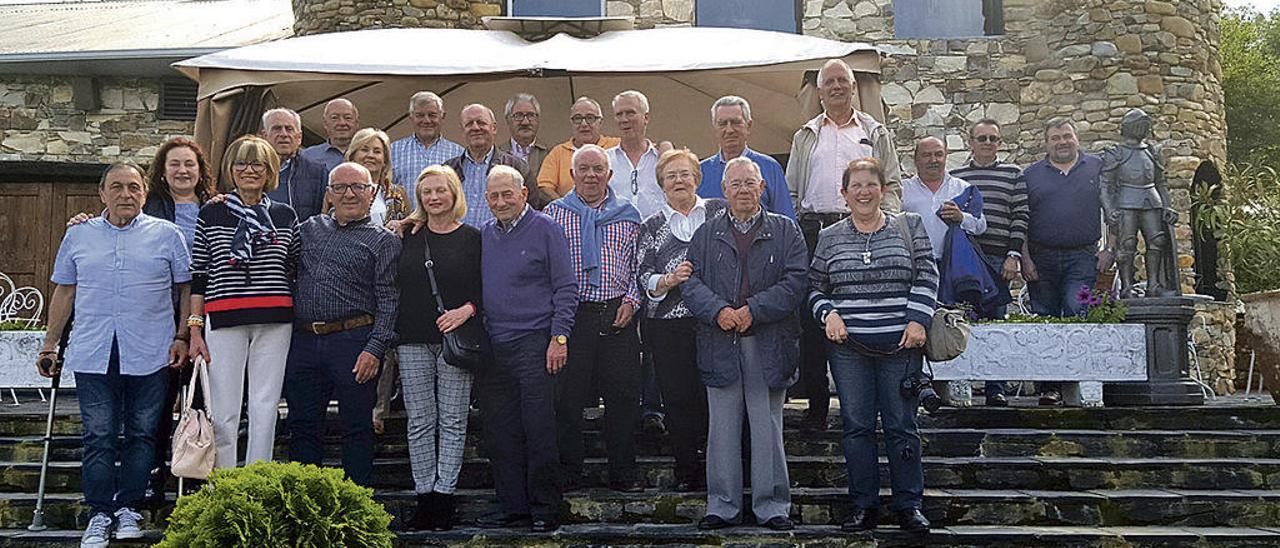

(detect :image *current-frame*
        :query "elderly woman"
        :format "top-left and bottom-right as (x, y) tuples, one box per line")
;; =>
(807, 158), (937, 533)
(636, 149), (724, 492)
(188, 135), (301, 470)
(395, 165), (483, 531)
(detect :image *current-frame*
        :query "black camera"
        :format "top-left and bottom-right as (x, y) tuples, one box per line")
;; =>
(901, 373), (943, 414)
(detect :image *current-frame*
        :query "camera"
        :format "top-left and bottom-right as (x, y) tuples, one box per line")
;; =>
(901, 373), (943, 414)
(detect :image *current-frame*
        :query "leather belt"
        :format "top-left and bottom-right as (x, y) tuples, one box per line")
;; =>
(298, 314), (374, 335)
(799, 212), (847, 228)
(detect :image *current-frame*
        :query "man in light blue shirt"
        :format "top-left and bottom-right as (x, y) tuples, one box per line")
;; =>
(698, 96), (796, 220)
(40, 162), (191, 548)
(301, 98), (359, 172)
(390, 91), (465, 209)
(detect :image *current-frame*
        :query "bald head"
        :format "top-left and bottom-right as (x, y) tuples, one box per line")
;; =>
(328, 161), (374, 224)
(913, 136), (947, 185)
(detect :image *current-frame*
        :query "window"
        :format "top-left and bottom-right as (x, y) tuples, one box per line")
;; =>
(508, 0), (603, 17)
(697, 0), (801, 34)
(159, 80), (198, 121)
(893, 0), (1003, 39)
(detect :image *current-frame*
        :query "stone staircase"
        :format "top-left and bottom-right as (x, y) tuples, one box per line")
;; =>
(0, 394), (1277, 546)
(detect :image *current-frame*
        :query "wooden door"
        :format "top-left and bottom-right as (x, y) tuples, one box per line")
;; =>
(0, 182), (101, 313)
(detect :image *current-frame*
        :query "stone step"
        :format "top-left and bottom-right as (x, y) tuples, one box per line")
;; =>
(5, 456), (1279, 494)
(3, 525), (1280, 547)
(6, 488), (1280, 531)
(4, 428), (1277, 463)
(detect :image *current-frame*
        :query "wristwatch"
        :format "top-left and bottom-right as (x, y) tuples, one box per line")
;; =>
(554, 335), (568, 345)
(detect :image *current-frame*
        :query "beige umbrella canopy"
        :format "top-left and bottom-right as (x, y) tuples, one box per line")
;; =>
(174, 26), (885, 184)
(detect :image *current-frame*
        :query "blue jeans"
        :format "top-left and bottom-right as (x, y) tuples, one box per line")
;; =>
(285, 326), (379, 486)
(77, 337), (169, 515)
(828, 342), (924, 511)
(1027, 247), (1098, 318)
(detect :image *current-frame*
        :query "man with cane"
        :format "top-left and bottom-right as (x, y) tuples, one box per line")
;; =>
(39, 162), (192, 548)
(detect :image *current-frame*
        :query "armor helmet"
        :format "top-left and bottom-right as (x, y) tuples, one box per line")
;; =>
(1121, 108), (1152, 141)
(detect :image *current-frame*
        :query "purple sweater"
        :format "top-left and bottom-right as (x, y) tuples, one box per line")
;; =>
(482, 208), (578, 343)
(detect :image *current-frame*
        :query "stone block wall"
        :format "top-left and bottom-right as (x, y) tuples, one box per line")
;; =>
(0, 76), (192, 165)
(292, 0), (502, 35)
(1192, 300), (1238, 395)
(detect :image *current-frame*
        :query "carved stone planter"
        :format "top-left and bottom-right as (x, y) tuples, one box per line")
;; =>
(933, 323), (1147, 407)
(0, 331), (75, 389)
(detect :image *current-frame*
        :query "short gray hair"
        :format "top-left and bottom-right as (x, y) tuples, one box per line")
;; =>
(487, 164), (524, 190)
(816, 58), (855, 88)
(1044, 116), (1077, 137)
(724, 156), (762, 180)
(461, 103), (496, 124)
(409, 91), (444, 112)
(261, 108), (301, 131)
(710, 95), (752, 124)
(571, 143), (609, 168)
(612, 90), (650, 114)
(504, 93), (541, 118)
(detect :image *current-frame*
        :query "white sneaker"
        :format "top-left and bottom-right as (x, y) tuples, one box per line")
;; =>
(81, 512), (113, 548)
(114, 507), (143, 539)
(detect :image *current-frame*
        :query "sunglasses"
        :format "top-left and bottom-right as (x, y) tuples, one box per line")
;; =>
(973, 135), (1001, 143)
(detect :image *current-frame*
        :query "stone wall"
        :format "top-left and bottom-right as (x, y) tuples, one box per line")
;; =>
(0, 75), (192, 165)
(292, 0), (502, 35)
(1192, 300), (1239, 395)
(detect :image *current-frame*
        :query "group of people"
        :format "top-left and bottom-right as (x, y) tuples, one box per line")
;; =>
(39, 57), (1126, 547)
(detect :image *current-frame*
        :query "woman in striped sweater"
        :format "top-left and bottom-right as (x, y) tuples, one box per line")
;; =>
(807, 157), (938, 534)
(188, 135), (301, 469)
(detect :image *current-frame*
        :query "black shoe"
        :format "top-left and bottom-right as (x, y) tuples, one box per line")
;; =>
(475, 512), (532, 529)
(608, 477), (645, 493)
(760, 515), (794, 531)
(138, 486), (167, 509)
(1039, 390), (1063, 407)
(697, 514), (734, 530)
(530, 518), (559, 532)
(405, 492), (436, 531)
(642, 414), (667, 436)
(897, 508), (930, 533)
(841, 506), (879, 531)
(986, 393), (1009, 407)
(432, 493), (456, 531)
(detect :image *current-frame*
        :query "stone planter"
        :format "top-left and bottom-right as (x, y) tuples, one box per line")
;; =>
(0, 330), (75, 389)
(933, 323), (1147, 407)
(1239, 290), (1280, 403)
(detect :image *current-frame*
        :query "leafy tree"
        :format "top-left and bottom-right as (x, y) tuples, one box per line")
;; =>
(1222, 8), (1280, 168)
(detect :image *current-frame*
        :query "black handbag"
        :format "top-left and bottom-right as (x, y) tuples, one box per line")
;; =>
(423, 238), (489, 371)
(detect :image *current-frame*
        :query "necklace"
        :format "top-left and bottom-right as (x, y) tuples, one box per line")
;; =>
(852, 213), (886, 265)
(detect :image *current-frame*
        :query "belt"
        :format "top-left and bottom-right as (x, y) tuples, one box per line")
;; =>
(798, 212), (847, 227)
(297, 314), (374, 335)
(578, 296), (622, 311)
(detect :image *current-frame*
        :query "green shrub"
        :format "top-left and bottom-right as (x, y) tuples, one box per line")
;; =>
(0, 320), (42, 331)
(1193, 162), (1280, 294)
(157, 461), (394, 548)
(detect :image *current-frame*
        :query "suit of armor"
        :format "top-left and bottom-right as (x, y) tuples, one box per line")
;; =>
(1100, 109), (1180, 298)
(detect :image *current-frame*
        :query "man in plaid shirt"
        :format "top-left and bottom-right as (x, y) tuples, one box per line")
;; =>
(543, 144), (645, 493)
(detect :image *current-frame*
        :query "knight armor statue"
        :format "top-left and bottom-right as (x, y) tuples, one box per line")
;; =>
(1100, 108), (1180, 298)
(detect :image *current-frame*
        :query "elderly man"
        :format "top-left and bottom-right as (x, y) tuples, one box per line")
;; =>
(537, 96), (621, 200)
(498, 93), (550, 184)
(1022, 118), (1111, 405)
(285, 162), (401, 486)
(951, 119), (1028, 406)
(476, 165), (577, 533)
(262, 108), (327, 220)
(444, 103), (540, 225)
(683, 157), (806, 532)
(391, 91), (465, 208)
(606, 90), (666, 219)
(543, 144), (644, 493)
(41, 163), (191, 548)
(786, 59), (902, 430)
(302, 98), (359, 172)
(699, 95), (796, 220)
(902, 137), (987, 261)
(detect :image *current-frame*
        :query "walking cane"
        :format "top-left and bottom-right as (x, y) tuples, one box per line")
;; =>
(28, 317), (71, 532)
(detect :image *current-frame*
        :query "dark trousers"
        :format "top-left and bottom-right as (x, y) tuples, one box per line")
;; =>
(77, 337), (169, 515)
(642, 317), (708, 482)
(798, 214), (841, 418)
(555, 301), (641, 480)
(979, 251), (1010, 397)
(481, 329), (562, 520)
(285, 326), (378, 486)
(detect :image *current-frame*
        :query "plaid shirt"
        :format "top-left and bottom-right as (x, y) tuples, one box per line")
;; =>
(544, 200), (641, 307)
(390, 135), (464, 210)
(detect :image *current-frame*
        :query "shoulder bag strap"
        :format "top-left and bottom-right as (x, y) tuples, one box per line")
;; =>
(894, 213), (917, 280)
(185, 357), (213, 414)
(421, 237), (448, 315)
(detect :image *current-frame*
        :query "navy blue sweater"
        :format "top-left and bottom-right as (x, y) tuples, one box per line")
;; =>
(480, 208), (578, 344)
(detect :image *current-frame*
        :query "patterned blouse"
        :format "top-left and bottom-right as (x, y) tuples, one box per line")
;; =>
(636, 198), (727, 320)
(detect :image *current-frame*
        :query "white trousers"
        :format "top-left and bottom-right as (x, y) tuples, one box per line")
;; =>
(204, 323), (292, 469)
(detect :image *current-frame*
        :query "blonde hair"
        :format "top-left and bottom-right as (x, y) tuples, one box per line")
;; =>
(222, 135), (281, 193)
(344, 128), (393, 193)
(407, 164), (467, 223)
(656, 148), (702, 189)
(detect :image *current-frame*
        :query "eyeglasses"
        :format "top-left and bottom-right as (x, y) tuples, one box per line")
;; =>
(328, 183), (373, 195)
(725, 178), (760, 190)
(662, 170), (694, 182)
(570, 115), (602, 125)
(509, 112), (538, 122)
(973, 135), (1001, 143)
(232, 161), (268, 171)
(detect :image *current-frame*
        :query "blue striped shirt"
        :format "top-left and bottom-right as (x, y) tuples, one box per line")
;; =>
(390, 135), (464, 210)
(808, 213), (938, 351)
(460, 148), (496, 228)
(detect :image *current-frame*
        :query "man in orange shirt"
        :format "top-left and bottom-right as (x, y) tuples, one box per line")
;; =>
(537, 96), (621, 200)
